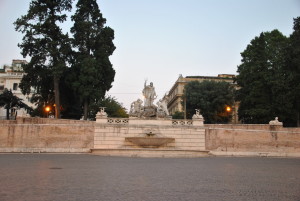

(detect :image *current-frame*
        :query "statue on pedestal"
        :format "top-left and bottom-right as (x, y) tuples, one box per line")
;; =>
(269, 117), (283, 126)
(192, 109), (203, 120)
(96, 107), (107, 118)
(129, 80), (169, 118)
(142, 80), (157, 107)
(140, 80), (157, 117)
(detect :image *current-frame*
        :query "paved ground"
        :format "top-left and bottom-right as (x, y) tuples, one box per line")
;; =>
(0, 154), (300, 201)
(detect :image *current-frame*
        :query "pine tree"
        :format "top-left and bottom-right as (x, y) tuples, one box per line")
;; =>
(70, 0), (116, 120)
(14, 0), (72, 118)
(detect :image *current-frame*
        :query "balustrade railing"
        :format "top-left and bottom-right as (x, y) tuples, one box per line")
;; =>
(105, 118), (194, 126)
(172, 120), (193, 126)
(107, 118), (129, 124)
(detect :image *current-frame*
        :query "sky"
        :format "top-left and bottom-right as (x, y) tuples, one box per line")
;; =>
(0, 0), (299, 110)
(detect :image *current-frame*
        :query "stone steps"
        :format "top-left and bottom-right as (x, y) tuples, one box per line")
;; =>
(91, 148), (210, 158)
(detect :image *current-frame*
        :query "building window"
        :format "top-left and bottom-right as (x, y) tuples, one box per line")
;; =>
(0, 85), (4, 90)
(13, 83), (18, 90)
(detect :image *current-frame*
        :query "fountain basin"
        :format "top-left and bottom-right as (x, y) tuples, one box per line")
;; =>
(125, 137), (175, 148)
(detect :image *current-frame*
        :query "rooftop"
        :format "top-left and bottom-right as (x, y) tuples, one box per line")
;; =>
(186, 74), (235, 79)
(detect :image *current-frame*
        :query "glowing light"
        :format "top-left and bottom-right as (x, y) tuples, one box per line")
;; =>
(226, 106), (231, 112)
(45, 106), (51, 112)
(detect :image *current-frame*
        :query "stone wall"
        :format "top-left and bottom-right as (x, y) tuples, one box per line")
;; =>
(94, 123), (205, 150)
(205, 124), (300, 157)
(93, 118), (206, 157)
(1, 117), (300, 157)
(0, 117), (94, 153)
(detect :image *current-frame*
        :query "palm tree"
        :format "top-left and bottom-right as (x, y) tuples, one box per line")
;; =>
(0, 89), (32, 120)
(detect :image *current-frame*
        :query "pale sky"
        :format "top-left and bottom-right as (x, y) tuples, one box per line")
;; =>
(0, 0), (299, 110)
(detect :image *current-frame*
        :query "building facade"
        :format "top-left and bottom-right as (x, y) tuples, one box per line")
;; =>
(0, 60), (33, 118)
(165, 74), (239, 123)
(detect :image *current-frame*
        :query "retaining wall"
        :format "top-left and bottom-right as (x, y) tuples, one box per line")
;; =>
(0, 117), (300, 157)
(205, 124), (300, 157)
(0, 117), (94, 153)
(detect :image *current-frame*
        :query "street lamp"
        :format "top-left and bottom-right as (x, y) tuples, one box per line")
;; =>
(45, 106), (51, 117)
(226, 106), (231, 112)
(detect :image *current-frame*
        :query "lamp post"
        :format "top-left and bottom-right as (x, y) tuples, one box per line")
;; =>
(226, 105), (237, 124)
(184, 96), (187, 119)
(45, 106), (51, 118)
(226, 106), (231, 112)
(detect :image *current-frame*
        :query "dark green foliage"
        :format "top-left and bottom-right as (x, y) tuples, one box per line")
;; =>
(235, 29), (297, 126)
(0, 89), (32, 119)
(14, 0), (72, 118)
(88, 96), (128, 120)
(184, 81), (234, 123)
(20, 66), (55, 117)
(28, 71), (82, 119)
(59, 72), (83, 119)
(284, 17), (300, 126)
(14, 0), (117, 120)
(70, 0), (116, 120)
(172, 111), (184, 119)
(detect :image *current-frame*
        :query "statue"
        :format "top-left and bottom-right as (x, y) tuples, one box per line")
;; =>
(269, 117), (283, 126)
(96, 107), (107, 118)
(192, 109), (203, 119)
(128, 80), (170, 118)
(156, 98), (169, 118)
(142, 80), (157, 107)
(129, 99), (143, 117)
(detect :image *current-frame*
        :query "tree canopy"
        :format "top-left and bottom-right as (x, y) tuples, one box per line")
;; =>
(88, 96), (128, 120)
(0, 89), (32, 119)
(284, 17), (300, 126)
(172, 111), (184, 119)
(184, 80), (235, 123)
(14, 0), (117, 120)
(69, 0), (116, 120)
(14, 0), (72, 119)
(235, 28), (298, 126)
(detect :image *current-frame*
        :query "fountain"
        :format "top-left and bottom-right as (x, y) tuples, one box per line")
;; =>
(125, 130), (175, 148)
(93, 81), (206, 157)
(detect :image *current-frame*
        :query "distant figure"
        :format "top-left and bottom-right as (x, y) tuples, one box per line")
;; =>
(142, 80), (157, 107)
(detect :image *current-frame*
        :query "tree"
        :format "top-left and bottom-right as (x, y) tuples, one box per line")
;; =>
(172, 111), (184, 119)
(0, 89), (32, 119)
(28, 71), (83, 119)
(69, 0), (116, 120)
(88, 96), (128, 120)
(235, 30), (294, 125)
(285, 17), (300, 126)
(14, 0), (72, 119)
(184, 81), (235, 123)
(20, 67), (55, 118)
(59, 72), (83, 119)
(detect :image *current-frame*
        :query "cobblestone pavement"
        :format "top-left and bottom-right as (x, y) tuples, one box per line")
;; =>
(0, 154), (300, 201)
